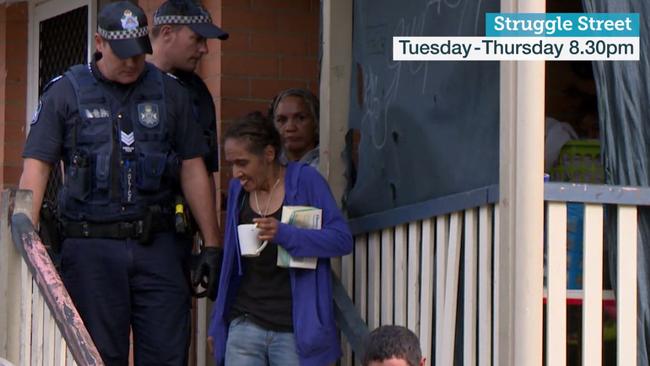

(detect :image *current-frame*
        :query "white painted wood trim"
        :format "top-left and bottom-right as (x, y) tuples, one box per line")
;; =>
(478, 205), (493, 366)
(19, 261), (32, 366)
(441, 212), (462, 366)
(407, 221), (421, 333)
(617, 205), (637, 366)
(367, 231), (381, 330)
(435, 215), (449, 366)
(54, 331), (65, 366)
(380, 228), (395, 325)
(196, 298), (207, 366)
(341, 247), (354, 366)
(394, 224), (408, 327)
(463, 208), (478, 366)
(582, 204), (603, 366)
(43, 310), (55, 366)
(492, 204), (500, 366)
(31, 283), (44, 366)
(319, 0), (352, 202)
(354, 235), (368, 322)
(419, 218), (435, 365)
(545, 202), (567, 366)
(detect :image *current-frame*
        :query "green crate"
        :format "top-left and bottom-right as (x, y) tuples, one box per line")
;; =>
(550, 139), (604, 184)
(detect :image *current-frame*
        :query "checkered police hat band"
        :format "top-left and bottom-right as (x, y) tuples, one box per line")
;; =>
(153, 15), (212, 25)
(98, 26), (148, 40)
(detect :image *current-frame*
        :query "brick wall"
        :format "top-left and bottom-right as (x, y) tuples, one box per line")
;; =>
(218, 0), (320, 188)
(0, 3), (28, 191)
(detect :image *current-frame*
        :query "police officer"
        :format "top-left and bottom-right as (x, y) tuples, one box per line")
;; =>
(147, 0), (228, 301)
(18, 2), (220, 365)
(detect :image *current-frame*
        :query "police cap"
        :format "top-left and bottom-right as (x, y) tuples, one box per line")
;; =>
(97, 1), (153, 59)
(154, 0), (229, 40)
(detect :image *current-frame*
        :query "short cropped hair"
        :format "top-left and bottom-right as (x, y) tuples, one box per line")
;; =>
(362, 325), (422, 366)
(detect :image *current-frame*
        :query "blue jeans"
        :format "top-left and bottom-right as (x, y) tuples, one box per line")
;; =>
(225, 316), (300, 366)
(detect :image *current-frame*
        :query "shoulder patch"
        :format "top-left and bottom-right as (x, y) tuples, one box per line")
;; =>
(31, 75), (63, 125)
(30, 99), (43, 125)
(42, 75), (63, 94)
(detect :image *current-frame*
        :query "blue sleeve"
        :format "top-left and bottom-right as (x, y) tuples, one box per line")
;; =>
(274, 167), (353, 258)
(22, 77), (73, 164)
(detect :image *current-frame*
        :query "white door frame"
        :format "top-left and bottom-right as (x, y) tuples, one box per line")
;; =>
(25, 0), (97, 130)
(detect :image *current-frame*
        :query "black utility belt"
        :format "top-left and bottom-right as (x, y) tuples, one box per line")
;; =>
(62, 216), (173, 242)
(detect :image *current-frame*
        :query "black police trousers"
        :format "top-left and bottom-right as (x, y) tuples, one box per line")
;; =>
(60, 232), (191, 366)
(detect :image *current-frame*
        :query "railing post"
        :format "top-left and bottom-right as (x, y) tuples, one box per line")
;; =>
(498, 0), (546, 365)
(320, 0), (353, 205)
(0, 189), (22, 364)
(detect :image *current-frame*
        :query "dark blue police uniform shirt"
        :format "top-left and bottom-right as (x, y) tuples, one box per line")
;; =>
(23, 54), (207, 166)
(174, 70), (219, 173)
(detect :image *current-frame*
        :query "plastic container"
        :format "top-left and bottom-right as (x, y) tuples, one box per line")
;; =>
(550, 139), (604, 184)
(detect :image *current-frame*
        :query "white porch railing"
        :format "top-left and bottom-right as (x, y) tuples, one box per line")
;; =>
(337, 183), (645, 366)
(3, 183), (646, 366)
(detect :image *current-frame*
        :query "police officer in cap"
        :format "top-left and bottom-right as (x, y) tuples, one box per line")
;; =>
(147, 0), (228, 301)
(19, 2), (220, 364)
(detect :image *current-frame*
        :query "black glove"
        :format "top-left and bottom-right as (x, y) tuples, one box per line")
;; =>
(191, 246), (223, 301)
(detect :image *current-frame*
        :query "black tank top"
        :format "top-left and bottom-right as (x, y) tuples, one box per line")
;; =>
(229, 193), (293, 332)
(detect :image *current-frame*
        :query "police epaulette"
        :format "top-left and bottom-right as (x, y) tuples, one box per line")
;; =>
(42, 75), (63, 94)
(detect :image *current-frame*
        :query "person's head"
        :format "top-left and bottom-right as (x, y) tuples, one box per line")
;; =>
(224, 111), (283, 192)
(362, 326), (426, 366)
(95, 1), (152, 84)
(150, 0), (228, 73)
(270, 88), (319, 161)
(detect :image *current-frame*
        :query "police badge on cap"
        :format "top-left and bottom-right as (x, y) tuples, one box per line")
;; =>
(120, 9), (139, 30)
(138, 103), (160, 128)
(97, 1), (152, 59)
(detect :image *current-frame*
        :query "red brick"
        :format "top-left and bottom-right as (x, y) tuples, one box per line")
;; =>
(222, 0), (252, 10)
(221, 99), (269, 120)
(221, 9), (277, 32)
(306, 81), (319, 96)
(7, 3), (28, 22)
(250, 78), (307, 100)
(250, 33), (308, 56)
(251, 0), (311, 12)
(222, 54), (278, 78)
(5, 25), (27, 43)
(222, 76), (250, 98)
(221, 31), (251, 53)
(279, 56), (318, 80)
(5, 42), (27, 64)
(306, 33), (319, 57)
(277, 12), (317, 34)
(2, 165), (22, 187)
(3, 122), (26, 142)
(4, 141), (25, 164)
(203, 77), (222, 99)
(5, 81), (26, 101)
(4, 101), (27, 124)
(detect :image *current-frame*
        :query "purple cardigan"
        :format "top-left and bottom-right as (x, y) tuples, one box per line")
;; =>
(208, 162), (353, 366)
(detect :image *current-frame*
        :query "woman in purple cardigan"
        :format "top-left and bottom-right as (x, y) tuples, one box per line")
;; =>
(208, 112), (353, 366)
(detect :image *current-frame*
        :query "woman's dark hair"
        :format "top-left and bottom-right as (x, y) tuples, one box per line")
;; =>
(269, 88), (320, 143)
(224, 111), (282, 159)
